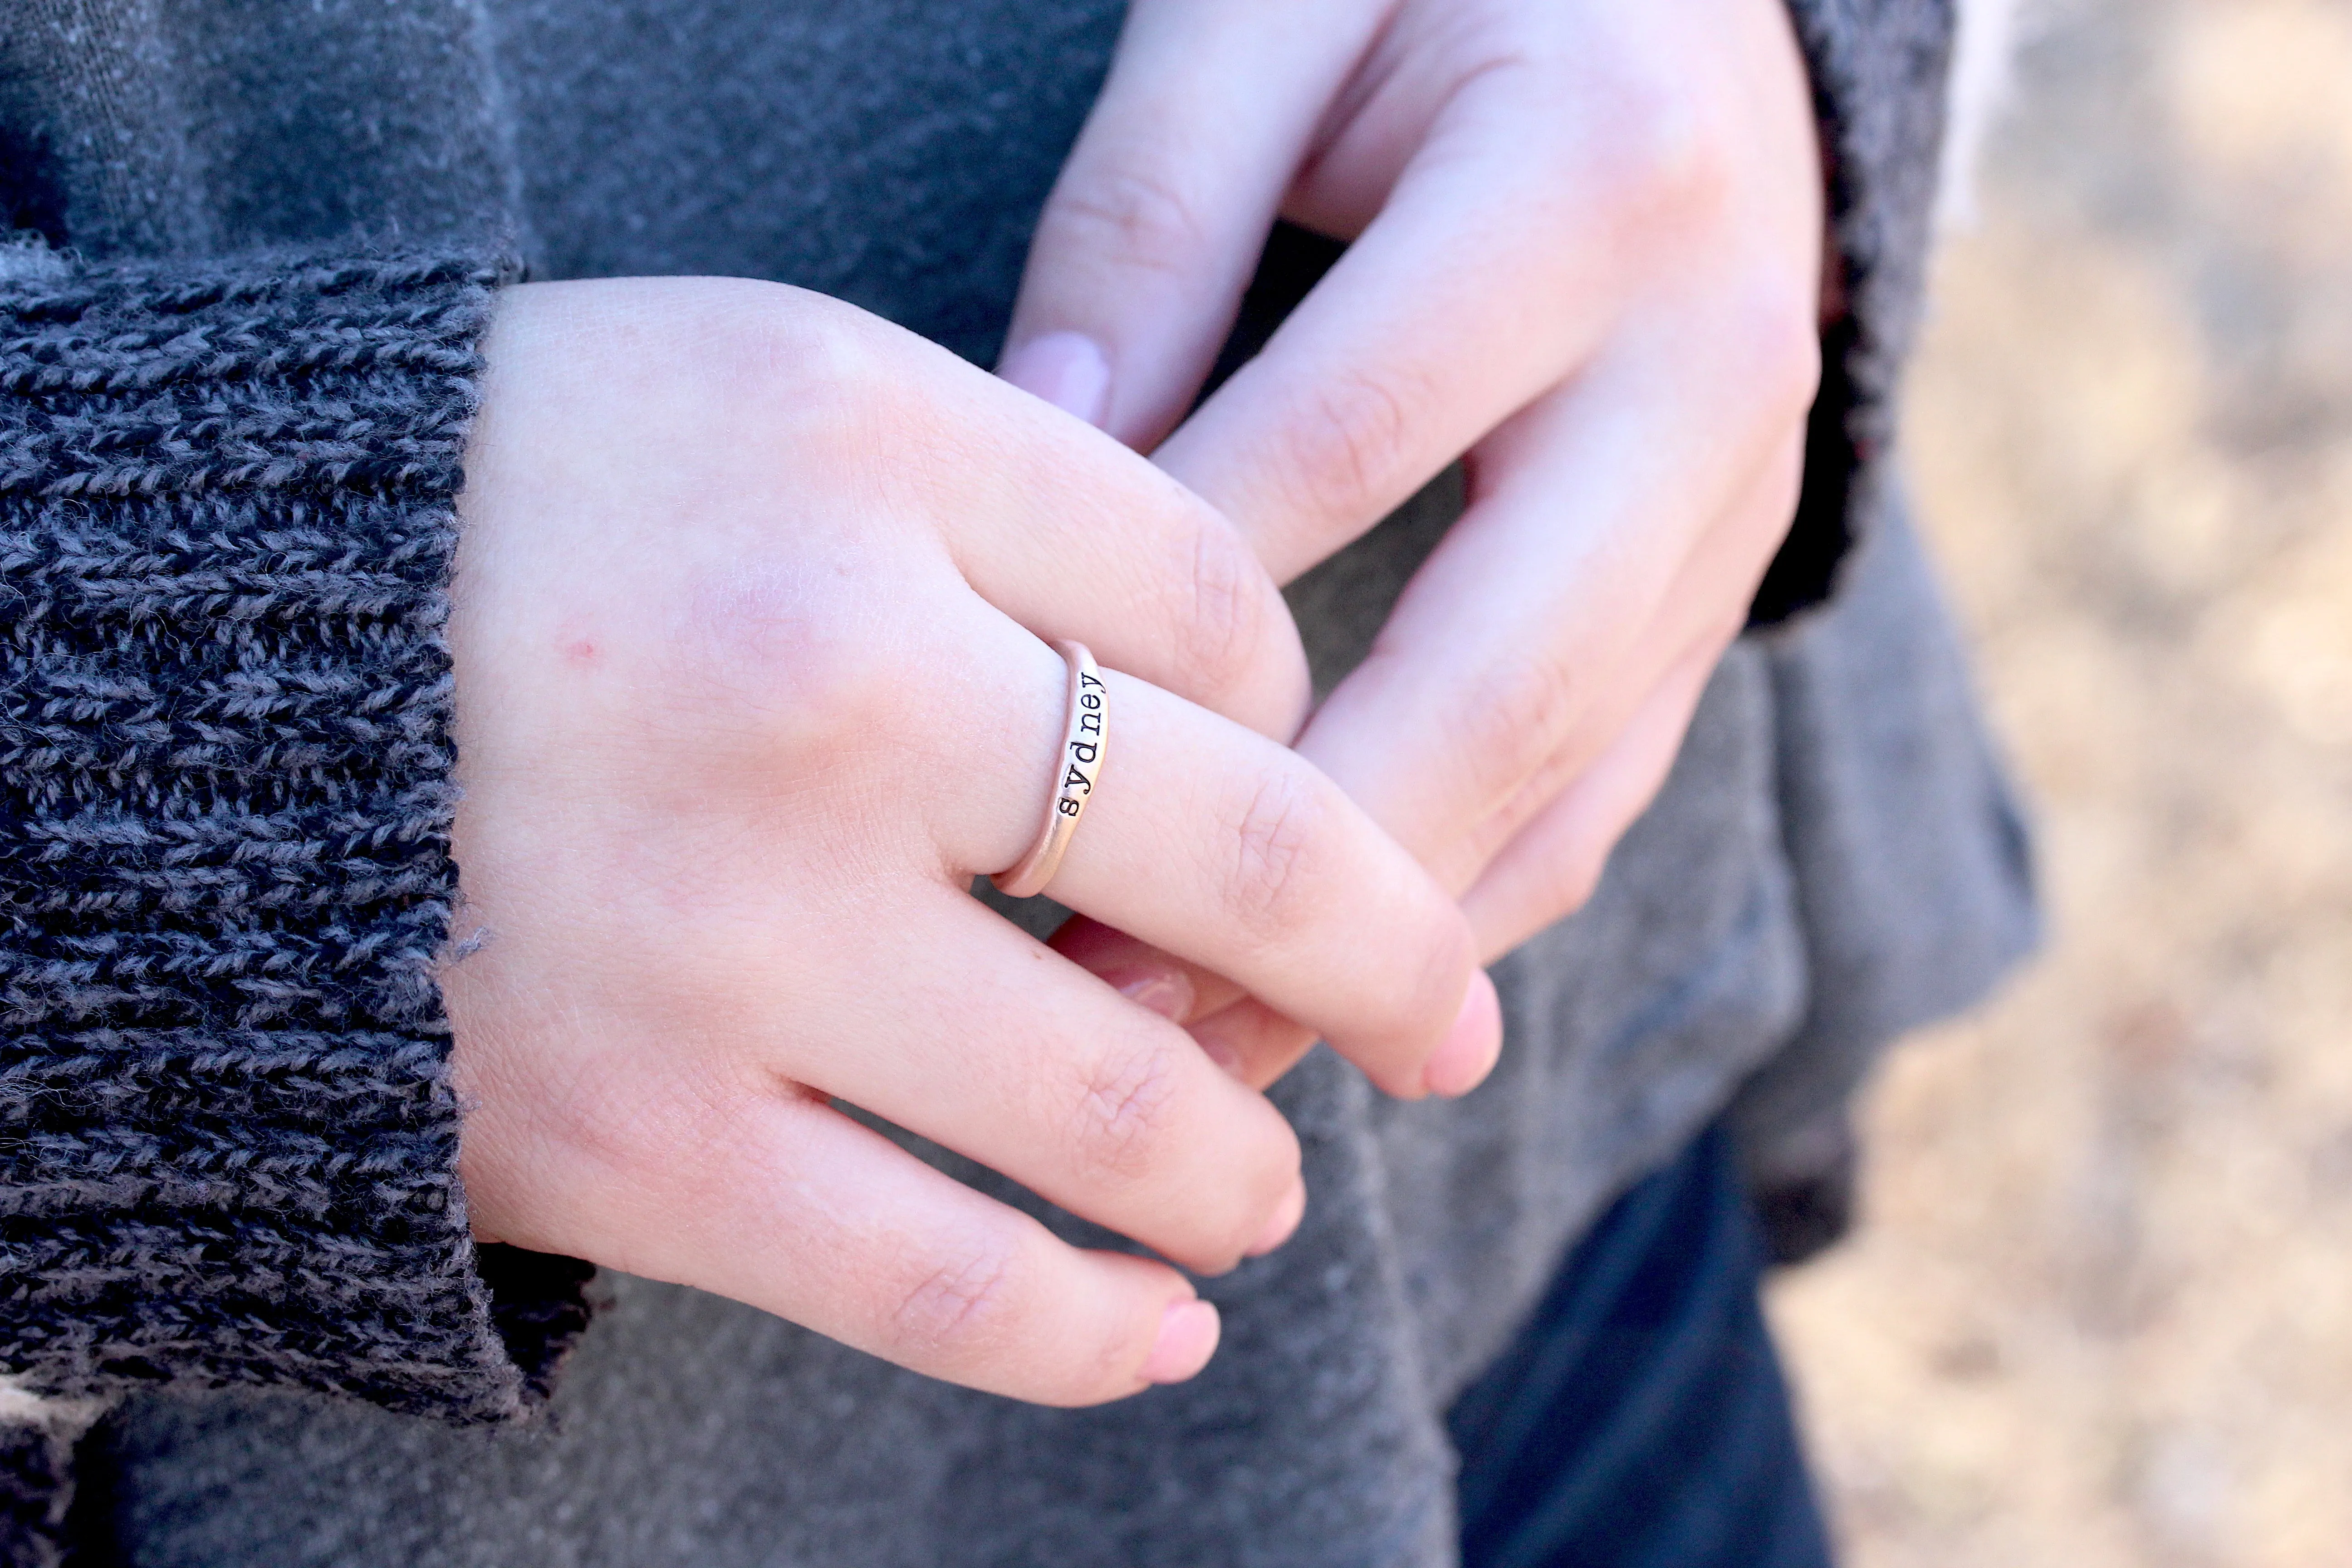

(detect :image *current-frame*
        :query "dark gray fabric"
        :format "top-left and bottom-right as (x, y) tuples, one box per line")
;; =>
(0, 1), (2036, 1563)
(498, 0), (1124, 365)
(0, 0), (517, 255)
(0, 246), (601, 1421)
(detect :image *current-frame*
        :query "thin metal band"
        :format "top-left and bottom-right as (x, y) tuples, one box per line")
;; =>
(990, 640), (1109, 899)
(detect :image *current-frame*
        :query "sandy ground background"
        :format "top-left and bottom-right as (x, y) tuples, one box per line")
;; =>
(1764, 0), (2352, 1563)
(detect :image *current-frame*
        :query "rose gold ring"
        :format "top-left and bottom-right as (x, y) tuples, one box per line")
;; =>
(991, 641), (1109, 899)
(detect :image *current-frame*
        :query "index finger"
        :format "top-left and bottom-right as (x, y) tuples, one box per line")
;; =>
(1151, 83), (1623, 583)
(861, 319), (1316, 741)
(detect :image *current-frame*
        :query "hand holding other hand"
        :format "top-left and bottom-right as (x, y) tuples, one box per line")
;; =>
(1004, 0), (1828, 1081)
(441, 278), (1497, 1406)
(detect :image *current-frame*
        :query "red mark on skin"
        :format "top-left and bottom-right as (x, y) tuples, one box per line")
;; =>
(561, 637), (599, 666)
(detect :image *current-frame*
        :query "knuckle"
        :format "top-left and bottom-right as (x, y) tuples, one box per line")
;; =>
(662, 555), (906, 764)
(1268, 367), (1426, 529)
(1163, 523), (1274, 704)
(490, 1049), (755, 1207)
(691, 288), (863, 414)
(1045, 161), (1214, 279)
(1587, 79), (1733, 228)
(1225, 769), (1333, 941)
(1445, 653), (1582, 809)
(695, 289), (935, 465)
(1061, 1034), (1185, 1186)
(883, 1237), (1026, 1360)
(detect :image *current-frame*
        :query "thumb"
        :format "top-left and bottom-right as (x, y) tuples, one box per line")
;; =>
(998, 0), (1381, 448)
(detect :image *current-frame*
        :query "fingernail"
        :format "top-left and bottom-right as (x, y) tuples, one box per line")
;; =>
(998, 331), (1111, 427)
(1246, 1177), (1307, 1258)
(1141, 1298), (1221, 1385)
(1113, 968), (1196, 1024)
(1421, 968), (1502, 1098)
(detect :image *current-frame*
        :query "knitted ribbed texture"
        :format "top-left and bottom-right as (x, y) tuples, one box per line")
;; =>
(0, 248), (588, 1428)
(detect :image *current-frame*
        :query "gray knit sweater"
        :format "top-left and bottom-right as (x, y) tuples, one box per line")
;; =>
(0, 3), (2033, 1564)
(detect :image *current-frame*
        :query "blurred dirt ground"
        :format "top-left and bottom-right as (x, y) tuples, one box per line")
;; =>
(1765, 0), (2352, 1563)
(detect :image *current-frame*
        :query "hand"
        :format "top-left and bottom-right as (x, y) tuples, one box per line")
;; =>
(441, 278), (1497, 1405)
(1000, 0), (1826, 1082)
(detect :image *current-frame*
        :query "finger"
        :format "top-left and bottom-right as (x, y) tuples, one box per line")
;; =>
(1052, 929), (1493, 1101)
(1295, 338), (1813, 880)
(1459, 630), (1730, 960)
(1047, 917), (1474, 1101)
(1063, 941), (1494, 1100)
(1063, 651), (1724, 1097)
(1418, 446), (1797, 899)
(1028, 365), (1799, 1094)
(1155, 59), (1825, 585)
(787, 891), (1306, 1277)
(1191, 997), (1322, 1094)
(998, 0), (1383, 449)
(1191, 976), (1502, 1100)
(1046, 913), (1246, 1034)
(872, 327), (1313, 739)
(1152, 81), (1642, 583)
(480, 1064), (1222, 1405)
(940, 626), (1495, 1099)
(1046, 916), (1314, 1091)
(1038, 427), (1776, 1081)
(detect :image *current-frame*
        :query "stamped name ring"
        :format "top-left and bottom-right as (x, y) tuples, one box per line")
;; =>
(991, 640), (1110, 899)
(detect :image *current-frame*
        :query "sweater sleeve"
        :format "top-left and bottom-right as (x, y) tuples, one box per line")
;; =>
(1749, 0), (1955, 626)
(0, 244), (593, 1429)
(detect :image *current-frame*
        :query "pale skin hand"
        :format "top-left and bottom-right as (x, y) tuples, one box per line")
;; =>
(441, 279), (1500, 1406)
(1000, 0), (1829, 1083)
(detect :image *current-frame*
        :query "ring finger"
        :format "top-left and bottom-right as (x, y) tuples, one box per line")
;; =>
(934, 612), (1492, 1101)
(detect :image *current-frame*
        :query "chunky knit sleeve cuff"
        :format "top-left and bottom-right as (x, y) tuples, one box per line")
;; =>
(0, 246), (593, 1426)
(1751, 0), (1955, 626)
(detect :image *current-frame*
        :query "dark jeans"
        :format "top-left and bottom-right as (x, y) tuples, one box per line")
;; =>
(1448, 1126), (1837, 1568)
